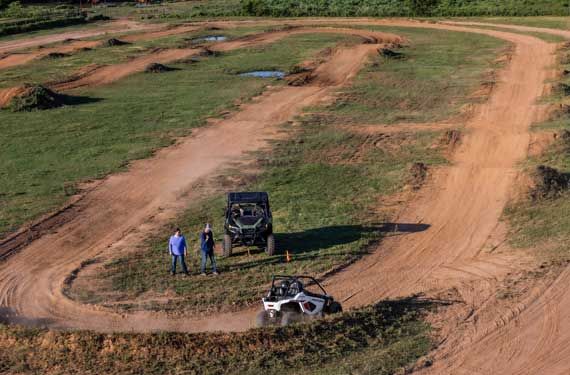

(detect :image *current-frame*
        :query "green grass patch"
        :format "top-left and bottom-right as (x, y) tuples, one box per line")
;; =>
(324, 26), (507, 124)
(0, 31), (353, 237)
(0, 298), (433, 375)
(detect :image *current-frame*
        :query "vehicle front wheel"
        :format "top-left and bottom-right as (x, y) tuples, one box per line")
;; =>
(266, 233), (275, 256)
(223, 234), (232, 257)
(328, 301), (343, 314)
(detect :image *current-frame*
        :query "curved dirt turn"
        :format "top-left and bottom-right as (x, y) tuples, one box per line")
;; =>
(0, 29), (399, 332)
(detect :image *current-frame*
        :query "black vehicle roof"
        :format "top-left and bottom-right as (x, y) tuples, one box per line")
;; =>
(227, 192), (269, 204)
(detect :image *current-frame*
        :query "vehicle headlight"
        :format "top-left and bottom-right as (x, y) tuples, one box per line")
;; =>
(228, 225), (240, 232)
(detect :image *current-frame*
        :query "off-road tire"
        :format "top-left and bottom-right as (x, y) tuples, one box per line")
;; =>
(266, 233), (275, 256)
(223, 234), (232, 257)
(280, 311), (302, 326)
(256, 310), (273, 327)
(328, 301), (343, 314)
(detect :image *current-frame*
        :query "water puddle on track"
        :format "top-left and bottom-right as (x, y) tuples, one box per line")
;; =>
(239, 71), (286, 79)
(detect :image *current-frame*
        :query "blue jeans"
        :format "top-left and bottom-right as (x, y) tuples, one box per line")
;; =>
(201, 250), (217, 273)
(171, 254), (188, 274)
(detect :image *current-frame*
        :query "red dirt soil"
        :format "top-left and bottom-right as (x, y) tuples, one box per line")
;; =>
(1, 19), (569, 374)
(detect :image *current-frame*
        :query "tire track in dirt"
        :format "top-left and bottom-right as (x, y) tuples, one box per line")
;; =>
(0, 28), (401, 332)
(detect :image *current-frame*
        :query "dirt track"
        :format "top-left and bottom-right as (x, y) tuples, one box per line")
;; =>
(0, 19), (568, 373)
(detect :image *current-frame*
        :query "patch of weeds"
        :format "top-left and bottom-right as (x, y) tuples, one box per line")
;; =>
(0, 296), (435, 375)
(8, 85), (65, 112)
(324, 26), (507, 125)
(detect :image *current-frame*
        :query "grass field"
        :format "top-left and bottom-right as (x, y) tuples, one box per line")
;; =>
(0, 297), (433, 375)
(0, 31), (356, 237)
(66, 26), (506, 314)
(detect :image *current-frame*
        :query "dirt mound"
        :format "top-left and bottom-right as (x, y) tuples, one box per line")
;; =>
(41, 52), (69, 60)
(144, 63), (175, 73)
(530, 165), (570, 200)
(105, 38), (129, 47)
(8, 85), (65, 112)
(555, 83), (570, 96)
(200, 47), (220, 57)
(408, 162), (428, 190)
(286, 66), (313, 86)
(379, 48), (404, 59)
(440, 129), (461, 147)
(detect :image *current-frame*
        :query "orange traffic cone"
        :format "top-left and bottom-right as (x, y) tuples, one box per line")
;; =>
(286, 250), (292, 263)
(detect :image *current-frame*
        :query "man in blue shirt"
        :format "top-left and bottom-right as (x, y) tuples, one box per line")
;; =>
(200, 223), (218, 276)
(169, 228), (189, 276)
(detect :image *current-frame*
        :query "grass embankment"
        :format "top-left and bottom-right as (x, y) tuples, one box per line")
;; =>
(70, 27), (507, 314)
(504, 44), (570, 262)
(0, 31), (355, 237)
(0, 298), (433, 375)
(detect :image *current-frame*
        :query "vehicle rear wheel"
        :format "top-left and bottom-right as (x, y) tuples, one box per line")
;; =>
(266, 233), (275, 256)
(256, 310), (273, 327)
(223, 234), (232, 257)
(328, 301), (343, 314)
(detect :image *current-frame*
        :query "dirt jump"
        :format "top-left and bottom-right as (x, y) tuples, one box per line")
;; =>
(0, 19), (569, 374)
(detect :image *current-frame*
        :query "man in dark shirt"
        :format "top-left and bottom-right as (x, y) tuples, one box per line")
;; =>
(200, 223), (219, 276)
(169, 228), (189, 276)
